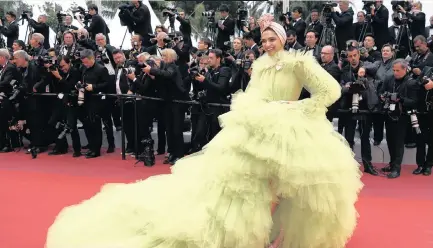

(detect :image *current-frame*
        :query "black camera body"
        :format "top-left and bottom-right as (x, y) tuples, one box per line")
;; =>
(323, 1), (337, 16)
(163, 7), (177, 18)
(8, 80), (24, 103)
(235, 59), (252, 70)
(420, 66), (433, 85)
(391, 0), (412, 12)
(362, 0), (375, 14)
(189, 66), (206, 79)
(38, 56), (59, 71)
(279, 12), (292, 23)
(72, 6), (92, 23)
(119, 4), (134, 11)
(382, 91), (399, 111)
(202, 10), (215, 18)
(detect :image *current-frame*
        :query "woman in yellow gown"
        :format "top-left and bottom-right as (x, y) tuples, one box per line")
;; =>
(45, 15), (363, 248)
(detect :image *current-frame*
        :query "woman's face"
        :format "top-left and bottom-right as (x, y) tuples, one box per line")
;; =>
(382, 46), (393, 60)
(261, 29), (283, 56)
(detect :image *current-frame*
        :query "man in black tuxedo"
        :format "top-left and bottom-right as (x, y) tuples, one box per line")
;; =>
(84, 4), (110, 43)
(370, 1), (391, 50)
(56, 14), (79, 44)
(284, 30), (303, 51)
(286, 6), (307, 46)
(331, 1), (354, 54)
(0, 48), (22, 152)
(26, 14), (50, 49)
(243, 32), (260, 58)
(388, 20), (411, 58)
(215, 4), (235, 51)
(300, 31), (321, 62)
(306, 9), (323, 37)
(119, 0), (153, 48)
(79, 49), (110, 158)
(354, 11), (372, 42)
(14, 50), (46, 153)
(0, 11), (19, 49)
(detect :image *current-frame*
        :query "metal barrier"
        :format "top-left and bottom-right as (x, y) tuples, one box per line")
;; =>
(29, 93), (429, 160)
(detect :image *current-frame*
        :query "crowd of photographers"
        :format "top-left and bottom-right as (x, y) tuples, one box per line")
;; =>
(0, 0), (433, 179)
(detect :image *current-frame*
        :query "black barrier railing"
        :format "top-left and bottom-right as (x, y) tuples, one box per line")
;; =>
(29, 93), (429, 160)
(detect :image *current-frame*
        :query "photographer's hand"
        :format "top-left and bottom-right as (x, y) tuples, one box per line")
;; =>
(127, 72), (136, 81)
(85, 84), (93, 91)
(51, 69), (62, 80)
(195, 74), (205, 82)
(358, 68), (366, 77)
(143, 64), (151, 74)
(412, 68), (421, 75)
(425, 79), (433, 90)
(398, 5), (407, 14)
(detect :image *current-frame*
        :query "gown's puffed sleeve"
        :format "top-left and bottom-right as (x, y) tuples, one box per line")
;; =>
(289, 53), (342, 116)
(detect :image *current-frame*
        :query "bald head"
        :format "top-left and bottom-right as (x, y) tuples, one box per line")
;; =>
(321, 46), (335, 64)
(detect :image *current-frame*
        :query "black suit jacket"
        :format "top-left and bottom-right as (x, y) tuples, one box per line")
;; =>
(0, 20), (19, 48)
(305, 21), (323, 37)
(388, 25), (410, 58)
(27, 19), (50, 49)
(353, 22), (372, 41)
(215, 17), (235, 50)
(289, 19), (307, 46)
(285, 41), (303, 51)
(86, 14), (110, 43)
(371, 5), (391, 48)
(149, 62), (187, 100)
(331, 9), (354, 52)
(425, 26), (432, 38)
(0, 62), (22, 94)
(203, 66), (231, 104)
(406, 11), (426, 38)
(130, 3), (153, 47)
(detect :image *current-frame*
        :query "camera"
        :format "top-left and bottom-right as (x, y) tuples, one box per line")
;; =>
(72, 6), (92, 23)
(323, 2), (337, 13)
(197, 90), (207, 100)
(56, 12), (67, 20)
(279, 11), (292, 23)
(381, 92), (399, 111)
(8, 80), (24, 104)
(202, 10), (215, 17)
(118, 4), (134, 11)
(362, 0), (375, 14)
(37, 56), (58, 71)
(76, 81), (88, 106)
(236, 3), (248, 28)
(235, 59), (253, 70)
(124, 67), (135, 75)
(189, 66), (206, 79)
(391, 0), (411, 12)
(349, 78), (367, 113)
(55, 122), (71, 140)
(407, 109), (421, 134)
(21, 10), (32, 20)
(163, 7), (177, 18)
(145, 59), (156, 68)
(420, 66), (433, 85)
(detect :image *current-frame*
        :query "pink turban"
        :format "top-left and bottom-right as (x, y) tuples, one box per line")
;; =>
(258, 14), (287, 45)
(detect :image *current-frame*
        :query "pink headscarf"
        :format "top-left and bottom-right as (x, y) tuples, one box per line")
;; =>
(258, 14), (287, 45)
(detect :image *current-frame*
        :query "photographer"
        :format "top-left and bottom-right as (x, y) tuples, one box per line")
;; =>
(301, 31), (321, 62)
(215, 5), (235, 51)
(194, 49), (230, 144)
(14, 50), (46, 154)
(370, 1), (391, 50)
(388, 19), (411, 59)
(46, 55), (82, 156)
(126, 34), (146, 63)
(56, 31), (80, 58)
(242, 17), (261, 45)
(321, 46), (342, 122)
(162, 9), (192, 48)
(306, 9), (323, 37)
(119, 0), (152, 47)
(79, 49), (110, 159)
(378, 59), (420, 178)
(0, 11), (19, 49)
(76, 28), (97, 51)
(127, 53), (158, 164)
(146, 31), (169, 56)
(360, 34), (381, 62)
(285, 7), (307, 46)
(230, 49), (255, 93)
(95, 33), (117, 151)
(0, 48), (22, 152)
(143, 48), (187, 165)
(413, 71), (433, 176)
(243, 32), (260, 58)
(331, 1), (354, 54)
(26, 14), (50, 49)
(410, 36), (433, 79)
(81, 4), (110, 43)
(28, 33), (48, 60)
(354, 11), (372, 42)
(57, 14), (78, 44)
(284, 30), (303, 51)
(397, 1), (426, 40)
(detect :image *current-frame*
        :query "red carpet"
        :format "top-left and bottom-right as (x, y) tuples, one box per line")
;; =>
(0, 151), (432, 248)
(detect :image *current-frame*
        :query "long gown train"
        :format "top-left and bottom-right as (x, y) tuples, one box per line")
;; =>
(45, 50), (363, 248)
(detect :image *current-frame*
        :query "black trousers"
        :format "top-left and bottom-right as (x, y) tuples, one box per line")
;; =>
(207, 106), (228, 142)
(0, 99), (14, 148)
(358, 116), (374, 165)
(372, 113), (385, 143)
(342, 114), (357, 149)
(416, 112), (433, 167)
(385, 115), (409, 171)
(47, 99), (68, 151)
(164, 102), (185, 158)
(156, 101), (167, 154)
(101, 99), (115, 147)
(82, 101), (103, 153)
(66, 105), (84, 153)
(25, 97), (46, 148)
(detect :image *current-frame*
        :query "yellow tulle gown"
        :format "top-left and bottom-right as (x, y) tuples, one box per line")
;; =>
(45, 50), (363, 248)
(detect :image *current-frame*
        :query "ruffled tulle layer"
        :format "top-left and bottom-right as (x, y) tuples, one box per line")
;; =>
(45, 92), (363, 248)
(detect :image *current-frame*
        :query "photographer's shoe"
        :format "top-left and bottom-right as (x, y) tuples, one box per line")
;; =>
(423, 167), (432, 176)
(363, 163), (378, 176)
(387, 170), (400, 179)
(381, 164), (393, 172)
(106, 146), (115, 153)
(72, 151), (82, 158)
(48, 149), (67, 155)
(85, 151), (100, 159)
(0, 147), (12, 153)
(413, 165), (424, 175)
